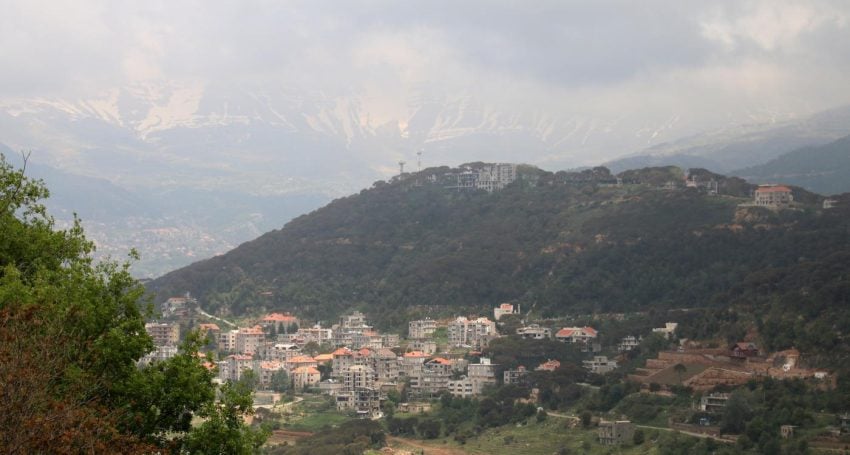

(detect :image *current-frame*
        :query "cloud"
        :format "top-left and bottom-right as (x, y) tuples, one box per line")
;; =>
(1, 0), (850, 163)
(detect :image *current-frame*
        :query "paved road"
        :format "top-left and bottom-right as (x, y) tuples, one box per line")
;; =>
(196, 305), (237, 328)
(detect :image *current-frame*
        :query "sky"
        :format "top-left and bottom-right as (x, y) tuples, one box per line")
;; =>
(2, 0), (850, 166)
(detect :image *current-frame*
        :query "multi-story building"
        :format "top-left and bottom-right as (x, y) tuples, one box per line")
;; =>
(236, 326), (265, 355)
(138, 345), (178, 366)
(598, 420), (635, 445)
(381, 333), (400, 348)
(411, 358), (453, 398)
(291, 366), (321, 390)
(218, 329), (238, 352)
(332, 347), (355, 378)
(618, 336), (641, 352)
(295, 325), (333, 345)
(399, 351), (429, 377)
(410, 339), (437, 355)
(448, 377), (474, 398)
(448, 316), (497, 350)
(256, 361), (285, 389)
(285, 355), (318, 373)
(503, 366), (528, 385)
(754, 185), (793, 208)
(468, 357), (498, 395)
(699, 392), (730, 413)
(224, 354), (254, 381)
(454, 163), (517, 192)
(583, 356), (617, 374)
(370, 348), (400, 383)
(265, 343), (301, 361)
(517, 324), (551, 340)
(343, 365), (376, 391)
(408, 318), (437, 339)
(145, 322), (180, 346)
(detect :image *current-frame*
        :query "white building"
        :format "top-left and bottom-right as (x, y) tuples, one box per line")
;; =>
(517, 324), (551, 340)
(583, 356), (617, 374)
(494, 303), (519, 320)
(448, 316), (497, 350)
(652, 322), (678, 339)
(408, 318), (437, 339)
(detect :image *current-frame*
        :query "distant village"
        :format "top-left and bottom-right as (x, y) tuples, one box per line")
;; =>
(144, 294), (836, 446)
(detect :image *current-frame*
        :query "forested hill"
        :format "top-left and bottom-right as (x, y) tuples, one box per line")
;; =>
(148, 165), (849, 338)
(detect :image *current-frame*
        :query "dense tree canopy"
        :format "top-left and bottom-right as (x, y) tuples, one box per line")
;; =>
(0, 155), (265, 452)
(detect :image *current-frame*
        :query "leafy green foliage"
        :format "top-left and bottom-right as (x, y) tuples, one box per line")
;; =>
(0, 155), (264, 453)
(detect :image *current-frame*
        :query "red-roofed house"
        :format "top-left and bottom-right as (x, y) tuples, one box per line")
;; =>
(292, 366), (321, 389)
(555, 326), (598, 345)
(494, 303), (519, 320)
(259, 312), (300, 332)
(754, 185), (793, 208)
(536, 359), (561, 372)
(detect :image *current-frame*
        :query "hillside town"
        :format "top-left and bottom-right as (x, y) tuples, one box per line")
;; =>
(145, 295), (841, 449)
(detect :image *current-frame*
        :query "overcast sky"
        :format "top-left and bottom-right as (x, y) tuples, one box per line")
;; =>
(2, 0), (850, 165)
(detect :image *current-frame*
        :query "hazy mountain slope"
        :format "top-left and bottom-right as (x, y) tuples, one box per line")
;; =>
(147, 166), (848, 340)
(732, 134), (850, 195)
(606, 105), (850, 173)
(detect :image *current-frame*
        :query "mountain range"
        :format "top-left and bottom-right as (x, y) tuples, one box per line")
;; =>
(4, 83), (850, 277)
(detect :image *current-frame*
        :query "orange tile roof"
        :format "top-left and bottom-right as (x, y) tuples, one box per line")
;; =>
(314, 354), (334, 362)
(261, 312), (298, 322)
(332, 347), (353, 356)
(287, 355), (316, 363)
(403, 351), (428, 358)
(293, 366), (320, 374)
(756, 186), (792, 193)
(429, 357), (452, 365)
(199, 323), (220, 331)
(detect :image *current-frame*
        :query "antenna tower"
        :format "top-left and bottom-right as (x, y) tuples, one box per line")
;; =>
(398, 160), (406, 175)
(417, 150), (423, 172)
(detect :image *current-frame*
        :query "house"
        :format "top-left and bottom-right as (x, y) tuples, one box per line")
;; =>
(331, 347), (354, 378)
(504, 366), (529, 385)
(295, 325), (333, 345)
(517, 324), (551, 340)
(258, 313), (299, 333)
(494, 303), (519, 320)
(699, 392), (730, 413)
(780, 425), (797, 439)
(618, 335), (641, 352)
(408, 318), (437, 339)
(224, 354), (254, 381)
(198, 323), (220, 338)
(536, 359), (561, 372)
(291, 366), (321, 390)
(598, 420), (635, 445)
(555, 326), (598, 345)
(731, 342), (759, 358)
(754, 185), (793, 208)
(583, 356), (617, 374)
(824, 199), (838, 209)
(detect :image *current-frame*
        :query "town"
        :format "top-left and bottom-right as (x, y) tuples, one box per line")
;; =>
(144, 294), (845, 451)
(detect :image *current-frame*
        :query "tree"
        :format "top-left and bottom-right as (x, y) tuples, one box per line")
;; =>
(270, 369), (290, 392)
(673, 363), (687, 384)
(183, 379), (269, 454)
(0, 155), (265, 452)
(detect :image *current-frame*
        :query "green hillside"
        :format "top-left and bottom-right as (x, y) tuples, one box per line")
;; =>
(148, 165), (849, 354)
(734, 134), (850, 195)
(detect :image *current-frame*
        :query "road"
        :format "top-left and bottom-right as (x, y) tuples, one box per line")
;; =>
(195, 305), (237, 328)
